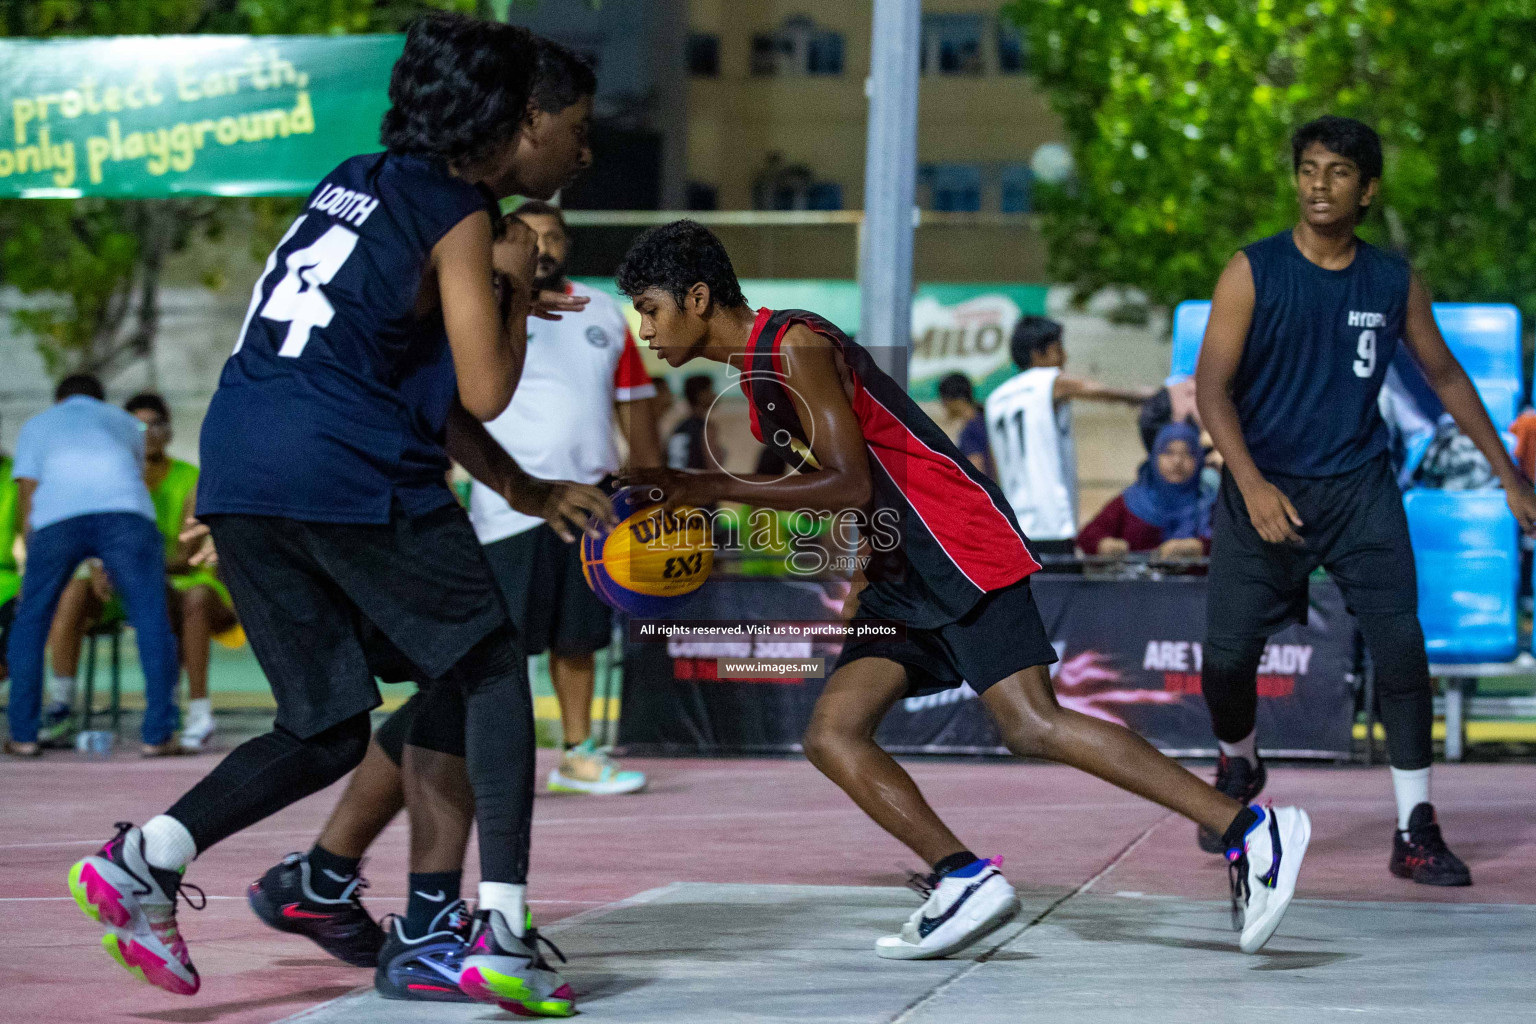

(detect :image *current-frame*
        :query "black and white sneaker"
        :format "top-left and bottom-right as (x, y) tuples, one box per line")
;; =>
(248, 852), (385, 967)
(875, 857), (1019, 960)
(1227, 805), (1311, 954)
(1197, 755), (1267, 853)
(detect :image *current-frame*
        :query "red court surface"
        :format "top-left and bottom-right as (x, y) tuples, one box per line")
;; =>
(3, 750), (1533, 1024)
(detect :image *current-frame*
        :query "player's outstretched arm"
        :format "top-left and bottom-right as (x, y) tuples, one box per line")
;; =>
(1053, 375), (1156, 405)
(445, 401), (614, 541)
(1403, 272), (1536, 532)
(624, 325), (872, 514)
(1196, 251), (1304, 545)
(436, 211), (533, 421)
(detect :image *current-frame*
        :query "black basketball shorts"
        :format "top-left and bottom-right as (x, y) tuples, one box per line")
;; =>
(833, 576), (1059, 696)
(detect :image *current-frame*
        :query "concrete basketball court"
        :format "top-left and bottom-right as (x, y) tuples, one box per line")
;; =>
(3, 748), (1533, 1024)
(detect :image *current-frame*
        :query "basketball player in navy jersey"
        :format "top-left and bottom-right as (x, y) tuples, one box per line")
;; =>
(240, 42), (614, 1003)
(1195, 116), (1536, 883)
(616, 220), (1311, 959)
(66, 17), (588, 1015)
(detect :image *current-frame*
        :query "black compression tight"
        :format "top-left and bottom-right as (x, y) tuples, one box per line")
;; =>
(166, 713), (372, 854)
(1202, 610), (1432, 771)
(429, 625), (536, 885)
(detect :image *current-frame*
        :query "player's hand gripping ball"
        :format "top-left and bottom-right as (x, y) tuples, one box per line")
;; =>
(582, 486), (714, 616)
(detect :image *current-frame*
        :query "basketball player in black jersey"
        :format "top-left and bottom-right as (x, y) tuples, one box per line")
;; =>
(1196, 116), (1536, 883)
(241, 40), (608, 1002)
(67, 17), (591, 1015)
(617, 220), (1311, 960)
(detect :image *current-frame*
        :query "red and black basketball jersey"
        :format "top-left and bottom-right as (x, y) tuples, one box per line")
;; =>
(741, 307), (1040, 627)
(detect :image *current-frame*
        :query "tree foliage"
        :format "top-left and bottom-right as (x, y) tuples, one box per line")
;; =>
(0, 0), (478, 379)
(1004, 0), (1536, 322)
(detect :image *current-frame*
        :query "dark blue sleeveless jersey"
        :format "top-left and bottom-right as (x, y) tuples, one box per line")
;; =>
(197, 152), (495, 523)
(1233, 230), (1410, 477)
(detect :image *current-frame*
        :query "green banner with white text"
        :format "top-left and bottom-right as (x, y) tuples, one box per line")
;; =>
(0, 35), (405, 198)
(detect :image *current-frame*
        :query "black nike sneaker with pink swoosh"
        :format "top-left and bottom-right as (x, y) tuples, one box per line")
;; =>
(248, 852), (385, 967)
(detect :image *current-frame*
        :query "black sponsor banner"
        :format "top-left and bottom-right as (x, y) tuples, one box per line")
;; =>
(617, 576), (1357, 759)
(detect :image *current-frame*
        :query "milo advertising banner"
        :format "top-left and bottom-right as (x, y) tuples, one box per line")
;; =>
(907, 284), (1049, 401)
(575, 278), (1049, 400)
(0, 35), (404, 198)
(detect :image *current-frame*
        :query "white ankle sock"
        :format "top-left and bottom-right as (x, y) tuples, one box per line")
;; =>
(140, 815), (196, 872)
(47, 673), (75, 705)
(479, 882), (527, 936)
(1390, 767), (1431, 830)
(1217, 730), (1258, 765)
(186, 697), (212, 722)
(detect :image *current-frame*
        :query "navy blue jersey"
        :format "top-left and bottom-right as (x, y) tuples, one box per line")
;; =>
(198, 152), (495, 523)
(743, 309), (1038, 628)
(1233, 230), (1410, 478)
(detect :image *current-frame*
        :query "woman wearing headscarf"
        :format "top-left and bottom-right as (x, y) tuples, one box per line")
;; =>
(1077, 422), (1213, 561)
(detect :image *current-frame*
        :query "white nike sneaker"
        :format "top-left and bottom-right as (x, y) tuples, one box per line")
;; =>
(1228, 805), (1311, 953)
(875, 857), (1020, 960)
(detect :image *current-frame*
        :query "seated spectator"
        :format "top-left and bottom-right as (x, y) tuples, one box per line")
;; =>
(668, 374), (725, 473)
(1137, 375), (1201, 452)
(1413, 415), (1497, 491)
(938, 372), (994, 477)
(650, 374), (675, 433)
(46, 394), (239, 752)
(5, 375), (180, 758)
(1510, 406), (1536, 481)
(1076, 422), (1212, 562)
(0, 427), (19, 683)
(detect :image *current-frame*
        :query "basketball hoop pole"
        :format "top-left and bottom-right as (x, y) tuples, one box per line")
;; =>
(859, 0), (920, 389)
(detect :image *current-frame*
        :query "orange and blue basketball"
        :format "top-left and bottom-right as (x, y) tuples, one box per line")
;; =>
(581, 486), (714, 616)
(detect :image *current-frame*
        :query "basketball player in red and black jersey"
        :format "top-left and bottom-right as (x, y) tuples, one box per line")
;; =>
(617, 220), (1312, 959)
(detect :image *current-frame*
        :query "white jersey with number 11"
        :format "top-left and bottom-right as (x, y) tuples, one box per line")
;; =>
(983, 366), (1077, 542)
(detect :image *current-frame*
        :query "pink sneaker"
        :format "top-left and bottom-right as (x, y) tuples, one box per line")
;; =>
(68, 822), (202, 995)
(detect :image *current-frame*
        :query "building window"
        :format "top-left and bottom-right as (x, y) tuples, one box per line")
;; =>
(806, 182), (843, 210)
(806, 30), (844, 75)
(1000, 164), (1034, 212)
(921, 14), (984, 76)
(687, 33), (720, 77)
(752, 16), (844, 76)
(919, 164), (982, 212)
(996, 20), (1028, 74)
(685, 182), (719, 211)
(752, 153), (841, 210)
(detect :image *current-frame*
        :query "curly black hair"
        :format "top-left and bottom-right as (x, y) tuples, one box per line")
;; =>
(380, 13), (536, 167)
(1292, 115), (1382, 181)
(532, 37), (596, 115)
(616, 219), (746, 309)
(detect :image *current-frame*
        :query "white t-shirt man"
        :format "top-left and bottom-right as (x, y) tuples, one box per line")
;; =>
(983, 366), (1078, 542)
(469, 281), (656, 544)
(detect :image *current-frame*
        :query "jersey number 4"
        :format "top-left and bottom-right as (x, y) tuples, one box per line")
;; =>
(234, 215), (359, 358)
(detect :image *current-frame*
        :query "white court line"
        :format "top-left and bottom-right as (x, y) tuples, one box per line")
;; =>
(889, 811), (1174, 1024)
(8, 794), (1535, 852)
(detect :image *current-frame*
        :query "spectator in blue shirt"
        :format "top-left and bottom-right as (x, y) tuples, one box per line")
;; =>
(939, 372), (994, 478)
(5, 374), (180, 757)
